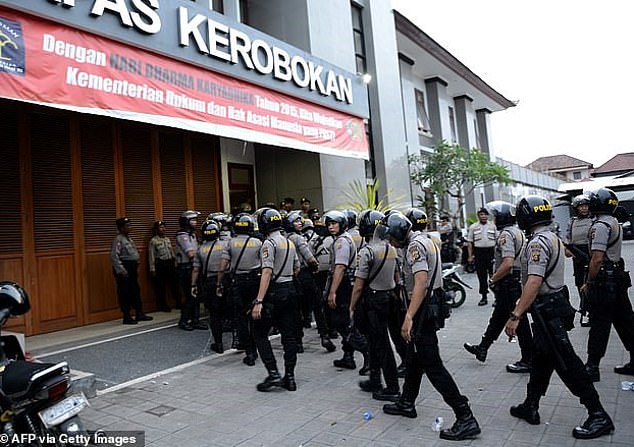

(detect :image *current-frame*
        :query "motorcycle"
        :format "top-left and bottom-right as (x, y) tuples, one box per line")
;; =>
(0, 282), (89, 447)
(442, 263), (471, 308)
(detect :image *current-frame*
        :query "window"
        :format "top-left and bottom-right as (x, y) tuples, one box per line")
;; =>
(448, 106), (457, 143)
(239, 0), (249, 24)
(415, 89), (431, 134)
(351, 3), (367, 74)
(212, 0), (223, 13)
(573, 171), (582, 180)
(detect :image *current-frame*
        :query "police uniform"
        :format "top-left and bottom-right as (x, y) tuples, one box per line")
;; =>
(467, 220), (497, 302)
(193, 238), (227, 351)
(585, 214), (634, 375)
(111, 230), (146, 323)
(176, 227), (200, 329)
(311, 231), (336, 338)
(221, 233), (262, 363)
(288, 232), (318, 332)
(149, 232), (177, 311)
(349, 226), (363, 254)
(354, 240), (400, 398)
(565, 214), (593, 288)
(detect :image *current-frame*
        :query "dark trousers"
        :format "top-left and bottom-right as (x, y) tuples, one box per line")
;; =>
(587, 285), (634, 364)
(153, 259), (178, 309)
(114, 261), (143, 317)
(232, 273), (260, 356)
(387, 289), (407, 363)
(315, 271), (334, 334)
(177, 265), (199, 324)
(364, 290), (399, 389)
(202, 276), (224, 344)
(298, 269), (328, 336)
(401, 329), (469, 412)
(252, 282), (299, 374)
(330, 277), (356, 353)
(529, 312), (601, 411)
(474, 247), (494, 295)
(482, 279), (533, 362)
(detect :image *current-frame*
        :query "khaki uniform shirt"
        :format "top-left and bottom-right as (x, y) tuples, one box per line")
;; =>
(148, 235), (175, 273)
(522, 225), (565, 295)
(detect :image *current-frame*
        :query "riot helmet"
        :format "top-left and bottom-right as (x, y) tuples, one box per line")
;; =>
(358, 210), (385, 238)
(516, 196), (553, 231)
(208, 212), (231, 230)
(179, 210), (200, 229)
(313, 220), (330, 237)
(486, 200), (516, 230)
(283, 211), (303, 233)
(201, 220), (220, 241)
(301, 218), (314, 233)
(233, 213), (255, 235)
(381, 211), (412, 247)
(323, 210), (348, 235)
(257, 208), (283, 234)
(0, 281), (30, 317)
(587, 187), (618, 215)
(572, 194), (590, 208)
(404, 208), (429, 232)
(344, 210), (358, 229)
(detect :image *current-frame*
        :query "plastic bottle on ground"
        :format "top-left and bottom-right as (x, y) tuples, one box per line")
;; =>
(431, 416), (444, 432)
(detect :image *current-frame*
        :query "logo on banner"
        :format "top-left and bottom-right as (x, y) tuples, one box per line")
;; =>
(0, 16), (25, 77)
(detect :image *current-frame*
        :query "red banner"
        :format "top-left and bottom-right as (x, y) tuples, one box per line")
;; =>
(0, 7), (369, 159)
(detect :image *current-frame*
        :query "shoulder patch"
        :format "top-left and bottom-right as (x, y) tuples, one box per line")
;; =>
(408, 245), (421, 261)
(530, 247), (540, 262)
(498, 234), (506, 246)
(262, 246), (269, 259)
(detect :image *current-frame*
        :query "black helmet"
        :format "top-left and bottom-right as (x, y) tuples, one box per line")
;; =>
(233, 213), (255, 235)
(179, 210), (200, 228)
(486, 200), (516, 230)
(208, 212), (231, 230)
(516, 196), (553, 231)
(0, 281), (30, 317)
(405, 208), (428, 232)
(358, 210), (385, 237)
(323, 210), (348, 235)
(257, 207), (283, 234)
(313, 220), (329, 237)
(201, 220), (220, 241)
(382, 211), (412, 246)
(283, 211), (303, 233)
(571, 194), (590, 208)
(587, 187), (618, 215)
(344, 210), (358, 229)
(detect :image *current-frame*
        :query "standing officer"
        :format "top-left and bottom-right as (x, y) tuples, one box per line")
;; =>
(111, 217), (153, 325)
(467, 208), (497, 306)
(564, 194), (593, 327)
(381, 211), (480, 441)
(464, 201), (534, 373)
(299, 197), (312, 219)
(345, 210), (363, 253)
(218, 213), (262, 365)
(582, 187), (634, 381)
(176, 210), (205, 331)
(191, 221), (226, 353)
(251, 208), (300, 392)
(310, 219), (337, 341)
(148, 220), (177, 312)
(505, 195), (613, 440)
(349, 210), (401, 402)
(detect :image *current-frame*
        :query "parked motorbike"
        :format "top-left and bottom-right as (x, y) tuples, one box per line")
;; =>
(442, 263), (471, 308)
(0, 281), (88, 447)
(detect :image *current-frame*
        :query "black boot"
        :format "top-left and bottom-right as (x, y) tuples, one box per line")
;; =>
(333, 351), (356, 369)
(510, 388), (540, 425)
(585, 362), (600, 382)
(506, 360), (531, 373)
(282, 373), (297, 391)
(614, 361), (634, 375)
(256, 370), (283, 392)
(359, 369), (382, 392)
(478, 294), (488, 306)
(572, 409), (614, 439)
(463, 342), (488, 362)
(358, 352), (370, 375)
(372, 386), (400, 402)
(383, 399), (417, 418)
(243, 352), (258, 366)
(320, 336), (336, 352)
(439, 404), (481, 441)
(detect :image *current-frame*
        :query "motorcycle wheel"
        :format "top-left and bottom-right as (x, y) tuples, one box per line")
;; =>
(444, 281), (466, 308)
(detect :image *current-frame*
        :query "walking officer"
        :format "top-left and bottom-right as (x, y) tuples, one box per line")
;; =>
(111, 217), (153, 325)
(564, 194), (593, 327)
(381, 211), (480, 441)
(191, 220), (226, 353)
(176, 210), (206, 331)
(582, 187), (634, 381)
(218, 213), (262, 365)
(467, 208), (497, 306)
(349, 210), (401, 402)
(505, 195), (614, 440)
(251, 208), (301, 392)
(464, 201), (534, 373)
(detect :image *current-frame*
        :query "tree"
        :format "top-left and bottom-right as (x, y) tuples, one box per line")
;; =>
(339, 178), (404, 212)
(409, 141), (511, 222)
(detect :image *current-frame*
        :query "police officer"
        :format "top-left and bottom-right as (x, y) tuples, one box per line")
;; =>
(467, 208), (497, 305)
(325, 210), (366, 370)
(251, 208), (301, 392)
(208, 212), (233, 242)
(176, 210), (205, 331)
(564, 194), (593, 327)
(111, 217), (153, 325)
(310, 218), (338, 341)
(505, 195), (614, 440)
(218, 213), (262, 365)
(464, 201), (534, 373)
(345, 210), (363, 253)
(381, 212), (481, 441)
(581, 187), (634, 381)
(191, 221), (226, 353)
(149, 220), (177, 312)
(349, 210), (401, 402)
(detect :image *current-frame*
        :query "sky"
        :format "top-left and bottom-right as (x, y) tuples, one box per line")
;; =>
(391, 0), (634, 168)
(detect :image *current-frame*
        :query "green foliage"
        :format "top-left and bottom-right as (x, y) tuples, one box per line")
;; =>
(340, 178), (404, 212)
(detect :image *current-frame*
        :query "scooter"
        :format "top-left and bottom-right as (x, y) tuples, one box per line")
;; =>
(0, 282), (89, 446)
(442, 263), (472, 308)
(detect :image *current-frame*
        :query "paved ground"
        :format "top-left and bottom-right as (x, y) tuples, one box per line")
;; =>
(27, 255), (634, 447)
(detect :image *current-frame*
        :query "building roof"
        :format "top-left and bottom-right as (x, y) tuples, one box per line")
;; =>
(592, 153), (634, 175)
(526, 155), (593, 172)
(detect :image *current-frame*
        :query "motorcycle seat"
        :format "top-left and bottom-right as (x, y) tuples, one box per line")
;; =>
(1, 360), (63, 396)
